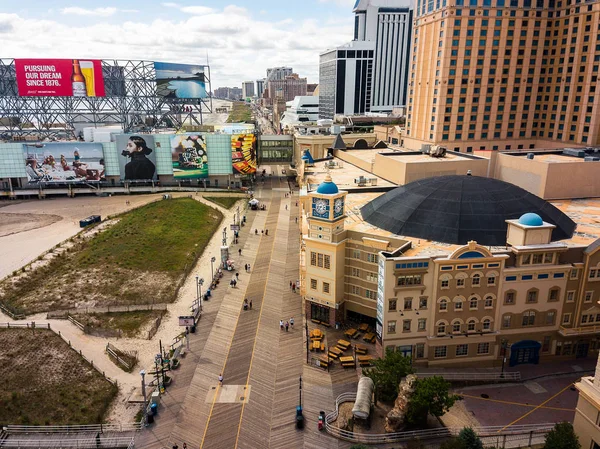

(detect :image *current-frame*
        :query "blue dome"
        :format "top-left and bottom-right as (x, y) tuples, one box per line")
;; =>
(518, 213), (544, 226)
(316, 177), (339, 194)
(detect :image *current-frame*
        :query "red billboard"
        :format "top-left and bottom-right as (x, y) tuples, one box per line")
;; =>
(15, 59), (106, 97)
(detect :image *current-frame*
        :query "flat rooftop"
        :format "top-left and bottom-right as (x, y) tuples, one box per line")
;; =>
(381, 151), (486, 163)
(304, 157), (395, 191)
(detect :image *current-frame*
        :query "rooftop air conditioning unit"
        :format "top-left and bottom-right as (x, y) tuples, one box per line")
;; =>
(354, 176), (366, 186)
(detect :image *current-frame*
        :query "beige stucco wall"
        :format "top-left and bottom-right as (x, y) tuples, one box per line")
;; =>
(334, 150), (374, 173)
(544, 161), (600, 199)
(493, 153), (548, 198)
(573, 378), (600, 449)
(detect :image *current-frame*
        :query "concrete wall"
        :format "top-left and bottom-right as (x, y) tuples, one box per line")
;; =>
(493, 153), (547, 198)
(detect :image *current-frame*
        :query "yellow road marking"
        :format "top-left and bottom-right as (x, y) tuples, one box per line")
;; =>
(460, 393), (575, 412)
(497, 382), (575, 432)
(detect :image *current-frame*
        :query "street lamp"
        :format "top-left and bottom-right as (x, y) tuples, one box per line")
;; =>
(500, 339), (508, 378)
(195, 276), (204, 311)
(140, 370), (147, 425)
(210, 257), (216, 283)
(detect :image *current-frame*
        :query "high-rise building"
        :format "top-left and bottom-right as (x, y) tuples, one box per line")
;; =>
(214, 87), (242, 100)
(319, 0), (412, 119)
(267, 73), (308, 102)
(256, 79), (265, 98)
(242, 81), (255, 99)
(405, 0), (600, 153)
(266, 67), (293, 82)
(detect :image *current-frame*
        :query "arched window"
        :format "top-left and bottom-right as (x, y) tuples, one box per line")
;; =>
(472, 273), (481, 287)
(467, 319), (476, 332)
(452, 320), (462, 333)
(482, 318), (491, 331)
(469, 297), (478, 310)
(439, 299), (448, 311)
(522, 310), (536, 326)
(526, 288), (539, 304)
(484, 296), (494, 308)
(437, 322), (447, 334)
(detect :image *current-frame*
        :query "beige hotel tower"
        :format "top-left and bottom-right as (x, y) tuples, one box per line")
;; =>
(405, 0), (600, 152)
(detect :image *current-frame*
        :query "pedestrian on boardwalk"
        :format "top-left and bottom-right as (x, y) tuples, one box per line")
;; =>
(289, 281), (293, 290)
(255, 229), (258, 235)
(218, 373), (223, 385)
(183, 443), (187, 449)
(261, 230), (264, 235)
(236, 272), (239, 280)
(247, 264), (251, 272)
(238, 248), (242, 256)
(285, 205), (288, 210)
(244, 263), (248, 272)
(233, 279), (237, 288)
(249, 299), (253, 309)
(290, 317), (294, 328)
(295, 217), (298, 223)
(265, 229), (268, 236)
(172, 444), (178, 449)
(280, 320), (284, 330)
(285, 321), (289, 332)
(292, 283), (296, 293)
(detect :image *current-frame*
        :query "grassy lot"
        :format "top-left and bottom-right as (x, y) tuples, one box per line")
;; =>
(205, 196), (242, 210)
(0, 328), (118, 425)
(226, 101), (252, 123)
(0, 198), (223, 315)
(72, 310), (166, 338)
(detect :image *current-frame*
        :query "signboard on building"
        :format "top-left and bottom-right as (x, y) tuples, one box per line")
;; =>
(376, 255), (385, 339)
(15, 59), (105, 97)
(230, 224), (240, 231)
(115, 135), (157, 181)
(179, 316), (195, 326)
(170, 134), (208, 179)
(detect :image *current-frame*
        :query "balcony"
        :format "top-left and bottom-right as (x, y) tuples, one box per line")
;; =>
(559, 324), (600, 336)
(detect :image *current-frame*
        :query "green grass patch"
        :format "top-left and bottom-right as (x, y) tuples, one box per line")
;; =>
(204, 196), (241, 209)
(226, 101), (252, 123)
(0, 198), (223, 314)
(73, 310), (166, 339)
(0, 328), (118, 425)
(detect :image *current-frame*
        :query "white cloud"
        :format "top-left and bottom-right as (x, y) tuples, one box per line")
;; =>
(61, 7), (118, 17)
(180, 6), (216, 15)
(1, 8), (354, 89)
(318, 0), (356, 6)
(161, 2), (180, 7)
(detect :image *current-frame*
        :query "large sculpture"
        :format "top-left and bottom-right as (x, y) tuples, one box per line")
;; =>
(385, 374), (417, 433)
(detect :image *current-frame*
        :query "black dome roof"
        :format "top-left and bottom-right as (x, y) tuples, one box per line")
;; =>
(360, 175), (576, 246)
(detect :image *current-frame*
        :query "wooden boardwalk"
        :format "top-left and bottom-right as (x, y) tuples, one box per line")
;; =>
(137, 175), (356, 448)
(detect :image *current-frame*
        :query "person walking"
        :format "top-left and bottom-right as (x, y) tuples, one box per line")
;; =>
(295, 217), (298, 223)
(285, 321), (289, 332)
(238, 248), (242, 256)
(249, 299), (253, 310)
(218, 373), (223, 385)
(290, 317), (294, 329)
(289, 281), (293, 290)
(280, 320), (284, 330)
(285, 204), (288, 210)
(247, 264), (251, 272)
(236, 272), (239, 280)
(244, 263), (248, 272)
(183, 443), (187, 449)
(292, 283), (296, 293)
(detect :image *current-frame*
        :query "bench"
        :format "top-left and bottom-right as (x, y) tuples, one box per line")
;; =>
(311, 319), (321, 325)
(320, 342), (325, 352)
(320, 321), (332, 328)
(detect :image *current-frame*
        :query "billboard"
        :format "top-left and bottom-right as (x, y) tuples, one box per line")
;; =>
(231, 133), (257, 175)
(23, 142), (105, 184)
(15, 59), (106, 97)
(170, 134), (208, 179)
(115, 135), (157, 180)
(154, 62), (207, 100)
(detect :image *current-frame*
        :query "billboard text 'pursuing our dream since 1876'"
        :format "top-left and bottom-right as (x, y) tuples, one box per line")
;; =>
(15, 59), (105, 97)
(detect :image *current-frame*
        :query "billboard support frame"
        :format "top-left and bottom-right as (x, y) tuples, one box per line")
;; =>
(0, 59), (213, 139)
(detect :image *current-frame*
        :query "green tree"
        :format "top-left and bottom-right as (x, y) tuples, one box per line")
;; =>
(440, 437), (467, 449)
(405, 376), (460, 427)
(349, 445), (369, 449)
(458, 427), (484, 449)
(363, 347), (413, 403)
(544, 422), (581, 449)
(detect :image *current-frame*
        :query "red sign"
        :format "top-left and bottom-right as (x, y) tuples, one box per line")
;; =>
(15, 59), (106, 97)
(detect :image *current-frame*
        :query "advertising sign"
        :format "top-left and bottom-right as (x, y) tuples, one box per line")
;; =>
(178, 316), (195, 326)
(170, 134), (208, 179)
(154, 62), (207, 100)
(115, 135), (157, 181)
(15, 59), (106, 97)
(23, 142), (105, 184)
(231, 133), (257, 175)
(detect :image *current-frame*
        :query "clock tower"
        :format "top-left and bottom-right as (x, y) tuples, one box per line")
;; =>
(304, 173), (348, 327)
(309, 173), (347, 241)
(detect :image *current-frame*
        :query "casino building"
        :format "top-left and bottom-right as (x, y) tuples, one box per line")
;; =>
(301, 173), (600, 367)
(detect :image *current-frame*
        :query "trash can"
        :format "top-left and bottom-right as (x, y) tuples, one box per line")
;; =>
(150, 403), (158, 416)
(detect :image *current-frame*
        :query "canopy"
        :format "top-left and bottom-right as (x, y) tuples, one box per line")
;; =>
(248, 198), (259, 206)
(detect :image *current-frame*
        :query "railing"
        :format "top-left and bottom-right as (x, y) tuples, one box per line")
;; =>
(0, 436), (135, 448)
(324, 392), (553, 444)
(416, 371), (521, 381)
(5, 423), (142, 433)
(559, 324), (600, 336)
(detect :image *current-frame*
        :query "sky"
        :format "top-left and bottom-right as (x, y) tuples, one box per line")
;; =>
(0, 0), (359, 90)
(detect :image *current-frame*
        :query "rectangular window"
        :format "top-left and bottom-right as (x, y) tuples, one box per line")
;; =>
(352, 267), (360, 277)
(566, 291), (575, 302)
(455, 301), (463, 311)
(318, 253), (323, 268)
(366, 272), (378, 283)
(562, 313), (571, 324)
(456, 344), (469, 356)
(323, 282), (330, 294)
(503, 315), (511, 328)
(548, 289), (559, 302)
(585, 291), (594, 302)
(353, 249), (361, 259)
(434, 346), (447, 358)
(324, 255), (331, 269)
(397, 275), (423, 286)
(310, 279), (317, 290)
(441, 279), (449, 288)
(403, 320), (411, 332)
(388, 321), (396, 333)
(590, 269), (598, 279)
(505, 292), (515, 304)
(546, 311), (555, 325)
(505, 276), (517, 281)
(527, 290), (538, 303)
(416, 343), (425, 358)
(418, 318), (426, 331)
(477, 342), (490, 355)
(389, 299), (397, 312)
(367, 253), (377, 263)
(571, 269), (579, 279)
(419, 297), (428, 309)
(351, 285), (360, 295)
(311, 252), (317, 266)
(365, 290), (377, 300)
(487, 276), (496, 286)
(522, 311), (535, 326)
(404, 298), (413, 310)
(542, 336), (551, 352)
